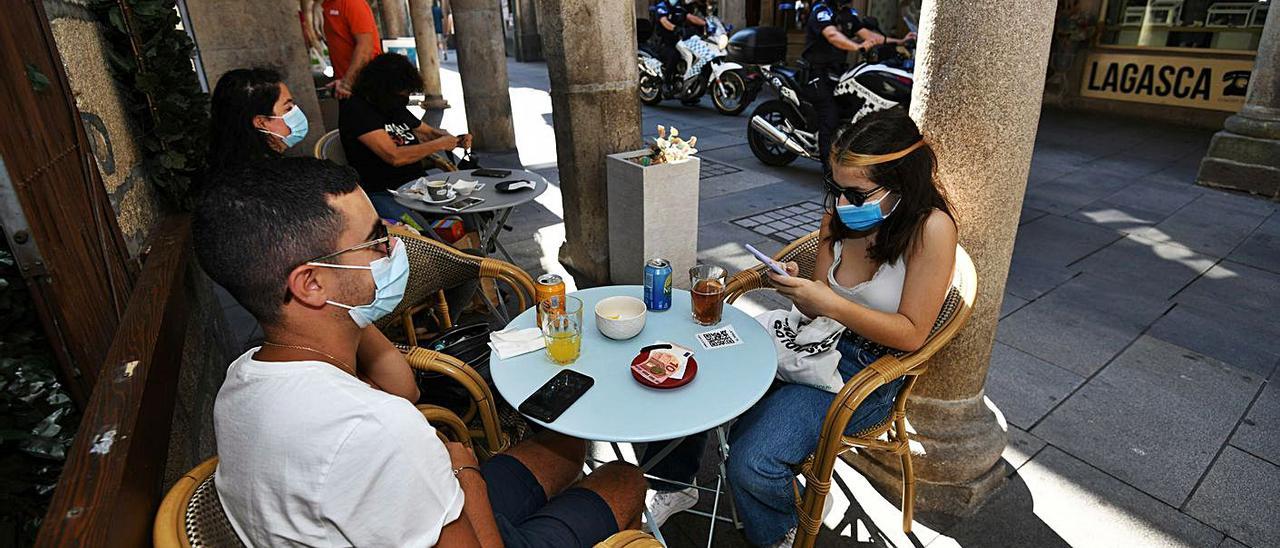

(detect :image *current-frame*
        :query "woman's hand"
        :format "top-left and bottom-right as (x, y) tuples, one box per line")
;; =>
(769, 264), (839, 319)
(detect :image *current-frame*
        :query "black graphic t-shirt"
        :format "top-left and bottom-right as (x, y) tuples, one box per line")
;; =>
(339, 96), (424, 193)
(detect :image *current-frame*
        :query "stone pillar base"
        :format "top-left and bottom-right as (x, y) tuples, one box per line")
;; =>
(846, 392), (1008, 517)
(1196, 123), (1280, 200)
(420, 94), (450, 110)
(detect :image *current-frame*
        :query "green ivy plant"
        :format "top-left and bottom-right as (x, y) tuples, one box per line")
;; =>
(94, 0), (209, 210)
(0, 240), (78, 544)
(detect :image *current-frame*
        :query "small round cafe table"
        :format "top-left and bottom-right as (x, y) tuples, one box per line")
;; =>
(392, 168), (548, 263)
(491, 285), (779, 546)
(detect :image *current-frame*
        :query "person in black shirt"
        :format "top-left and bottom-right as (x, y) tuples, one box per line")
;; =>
(653, 0), (689, 91)
(801, 0), (900, 171)
(340, 53), (471, 219)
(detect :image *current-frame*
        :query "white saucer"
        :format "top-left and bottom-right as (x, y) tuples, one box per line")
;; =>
(420, 190), (457, 204)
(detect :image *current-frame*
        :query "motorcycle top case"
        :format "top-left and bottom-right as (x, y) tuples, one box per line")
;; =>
(726, 26), (787, 64)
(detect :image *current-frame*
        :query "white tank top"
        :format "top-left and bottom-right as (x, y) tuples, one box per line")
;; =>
(827, 239), (907, 314)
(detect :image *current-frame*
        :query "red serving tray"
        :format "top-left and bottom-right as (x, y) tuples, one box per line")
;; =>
(630, 348), (698, 389)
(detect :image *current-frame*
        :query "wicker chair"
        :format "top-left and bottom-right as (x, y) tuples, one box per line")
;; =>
(378, 225), (536, 346)
(153, 406), (473, 548)
(313, 128), (458, 172)
(723, 231), (978, 544)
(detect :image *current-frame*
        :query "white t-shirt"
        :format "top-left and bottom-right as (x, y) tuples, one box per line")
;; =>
(214, 348), (463, 547)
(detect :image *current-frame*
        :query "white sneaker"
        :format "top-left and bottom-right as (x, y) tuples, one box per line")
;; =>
(643, 487), (699, 532)
(767, 527), (797, 548)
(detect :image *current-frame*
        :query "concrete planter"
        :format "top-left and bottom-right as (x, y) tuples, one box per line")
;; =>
(606, 150), (701, 289)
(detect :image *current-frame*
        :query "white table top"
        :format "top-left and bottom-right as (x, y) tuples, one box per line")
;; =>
(491, 285), (779, 443)
(393, 169), (548, 215)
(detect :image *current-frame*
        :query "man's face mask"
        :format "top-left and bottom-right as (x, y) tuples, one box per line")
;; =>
(306, 232), (410, 328)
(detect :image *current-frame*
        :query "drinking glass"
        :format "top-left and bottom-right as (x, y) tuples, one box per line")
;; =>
(541, 296), (583, 365)
(690, 265), (726, 326)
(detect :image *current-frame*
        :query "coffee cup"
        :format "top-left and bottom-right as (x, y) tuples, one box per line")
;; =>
(426, 180), (451, 201)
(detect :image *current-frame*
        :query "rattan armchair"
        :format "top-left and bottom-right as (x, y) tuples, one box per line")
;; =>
(379, 225), (536, 346)
(594, 530), (664, 547)
(723, 231), (977, 544)
(153, 406), (475, 547)
(314, 128), (457, 172)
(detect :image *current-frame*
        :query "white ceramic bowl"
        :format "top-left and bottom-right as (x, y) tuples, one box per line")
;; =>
(594, 296), (647, 340)
(453, 179), (479, 196)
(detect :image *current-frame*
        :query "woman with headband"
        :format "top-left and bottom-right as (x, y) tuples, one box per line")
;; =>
(725, 108), (958, 547)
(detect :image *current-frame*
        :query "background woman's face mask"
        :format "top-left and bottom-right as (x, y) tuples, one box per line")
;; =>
(259, 105), (309, 148)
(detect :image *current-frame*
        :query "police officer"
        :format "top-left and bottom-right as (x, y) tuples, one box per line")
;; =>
(800, 0), (887, 170)
(654, 0), (690, 92)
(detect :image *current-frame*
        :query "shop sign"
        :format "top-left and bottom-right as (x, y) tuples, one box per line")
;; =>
(1080, 52), (1254, 112)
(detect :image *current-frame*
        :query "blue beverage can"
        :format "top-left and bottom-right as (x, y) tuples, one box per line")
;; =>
(643, 258), (673, 311)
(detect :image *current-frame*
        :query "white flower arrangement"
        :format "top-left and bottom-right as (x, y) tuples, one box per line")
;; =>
(634, 125), (699, 166)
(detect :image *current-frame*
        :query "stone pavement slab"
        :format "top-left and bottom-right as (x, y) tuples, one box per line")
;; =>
(936, 446), (1223, 548)
(1175, 261), (1280, 322)
(1012, 214), (1121, 268)
(997, 274), (1169, 377)
(1230, 381), (1280, 465)
(1032, 336), (1260, 506)
(1022, 168), (1131, 215)
(1098, 179), (1204, 218)
(1147, 303), (1280, 379)
(1128, 193), (1271, 257)
(1227, 212), (1280, 275)
(983, 342), (1085, 429)
(1185, 447), (1280, 548)
(998, 293), (1028, 319)
(1073, 234), (1218, 299)
(1003, 425), (1046, 471)
(1069, 199), (1171, 234)
(1003, 255), (1078, 301)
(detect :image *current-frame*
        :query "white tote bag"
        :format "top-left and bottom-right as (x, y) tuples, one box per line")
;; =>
(755, 306), (846, 393)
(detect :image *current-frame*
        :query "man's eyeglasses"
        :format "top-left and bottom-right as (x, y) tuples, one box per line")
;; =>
(304, 222), (392, 265)
(823, 174), (886, 211)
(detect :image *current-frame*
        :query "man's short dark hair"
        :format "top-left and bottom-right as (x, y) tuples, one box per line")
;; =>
(193, 158), (361, 325)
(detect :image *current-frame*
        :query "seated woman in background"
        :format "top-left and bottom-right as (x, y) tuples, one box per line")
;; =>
(207, 68), (308, 171)
(728, 108), (958, 548)
(340, 53), (471, 219)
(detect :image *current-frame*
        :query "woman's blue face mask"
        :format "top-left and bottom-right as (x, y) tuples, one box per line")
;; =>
(824, 175), (897, 231)
(259, 105), (309, 148)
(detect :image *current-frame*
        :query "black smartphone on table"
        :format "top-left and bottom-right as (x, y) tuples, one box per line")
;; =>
(517, 369), (594, 423)
(442, 197), (485, 212)
(471, 168), (512, 178)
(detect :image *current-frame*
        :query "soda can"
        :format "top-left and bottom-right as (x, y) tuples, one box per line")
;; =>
(644, 258), (673, 311)
(535, 274), (566, 325)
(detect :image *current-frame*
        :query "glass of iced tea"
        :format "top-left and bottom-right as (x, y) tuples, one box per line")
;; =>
(689, 265), (726, 326)
(541, 296), (582, 365)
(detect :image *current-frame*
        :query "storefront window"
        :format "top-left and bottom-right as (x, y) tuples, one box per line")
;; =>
(1098, 0), (1269, 52)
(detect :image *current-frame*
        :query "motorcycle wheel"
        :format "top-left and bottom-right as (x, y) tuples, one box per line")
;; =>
(712, 70), (750, 116)
(747, 100), (799, 167)
(639, 73), (663, 106)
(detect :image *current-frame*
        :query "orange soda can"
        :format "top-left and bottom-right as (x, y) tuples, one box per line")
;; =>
(535, 274), (566, 326)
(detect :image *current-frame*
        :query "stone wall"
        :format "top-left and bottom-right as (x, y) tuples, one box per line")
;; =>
(41, 0), (233, 483)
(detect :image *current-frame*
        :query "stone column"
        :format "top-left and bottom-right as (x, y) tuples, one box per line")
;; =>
(512, 0), (542, 61)
(185, 0), (326, 154)
(380, 0), (409, 37)
(537, 0), (644, 284)
(451, 0), (516, 150)
(844, 0), (1057, 516)
(1197, 6), (1280, 200)
(721, 0), (747, 35)
(407, 0), (449, 109)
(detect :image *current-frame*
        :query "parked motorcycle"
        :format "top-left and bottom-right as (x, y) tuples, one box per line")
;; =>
(746, 33), (916, 166)
(637, 16), (751, 115)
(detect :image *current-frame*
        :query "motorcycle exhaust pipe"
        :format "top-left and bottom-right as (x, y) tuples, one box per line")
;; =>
(750, 115), (810, 157)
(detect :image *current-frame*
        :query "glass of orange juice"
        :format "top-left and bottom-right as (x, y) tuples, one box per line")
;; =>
(541, 296), (583, 365)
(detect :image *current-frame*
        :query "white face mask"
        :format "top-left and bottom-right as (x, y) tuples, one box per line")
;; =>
(306, 239), (409, 328)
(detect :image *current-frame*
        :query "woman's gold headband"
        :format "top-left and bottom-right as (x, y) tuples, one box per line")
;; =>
(833, 139), (926, 167)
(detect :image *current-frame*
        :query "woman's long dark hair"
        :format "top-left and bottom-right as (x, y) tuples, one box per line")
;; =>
(826, 108), (955, 264)
(352, 53), (424, 114)
(207, 68), (284, 172)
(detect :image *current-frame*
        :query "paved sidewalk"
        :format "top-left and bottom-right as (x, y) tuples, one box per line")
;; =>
(215, 54), (1278, 547)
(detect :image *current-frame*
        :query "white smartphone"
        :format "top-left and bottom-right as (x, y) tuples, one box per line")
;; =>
(744, 244), (789, 277)
(442, 197), (485, 212)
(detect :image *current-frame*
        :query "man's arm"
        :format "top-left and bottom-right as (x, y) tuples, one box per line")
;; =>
(441, 443), (504, 547)
(338, 32), (376, 98)
(357, 129), (460, 166)
(659, 15), (675, 31)
(356, 326), (420, 402)
(823, 25), (883, 52)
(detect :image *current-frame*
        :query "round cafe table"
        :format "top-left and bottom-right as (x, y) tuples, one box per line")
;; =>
(491, 285), (779, 546)
(392, 169), (548, 263)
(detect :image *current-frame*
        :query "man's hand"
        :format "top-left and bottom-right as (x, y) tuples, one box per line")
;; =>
(446, 442), (479, 469)
(458, 134), (473, 149)
(769, 264), (839, 319)
(336, 78), (353, 99)
(431, 135), (462, 150)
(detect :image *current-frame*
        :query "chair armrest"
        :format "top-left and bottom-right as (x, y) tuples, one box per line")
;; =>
(724, 263), (771, 304)
(418, 404), (472, 447)
(400, 347), (510, 455)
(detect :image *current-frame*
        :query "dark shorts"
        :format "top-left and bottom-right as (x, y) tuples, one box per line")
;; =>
(481, 454), (619, 548)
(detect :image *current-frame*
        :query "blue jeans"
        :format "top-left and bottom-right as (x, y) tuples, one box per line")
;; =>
(368, 190), (416, 222)
(726, 335), (905, 546)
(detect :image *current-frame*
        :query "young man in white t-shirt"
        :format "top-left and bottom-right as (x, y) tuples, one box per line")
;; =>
(193, 158), (646, 546)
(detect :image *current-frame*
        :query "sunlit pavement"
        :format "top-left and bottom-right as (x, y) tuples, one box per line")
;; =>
(215, 54), (1279, 547)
